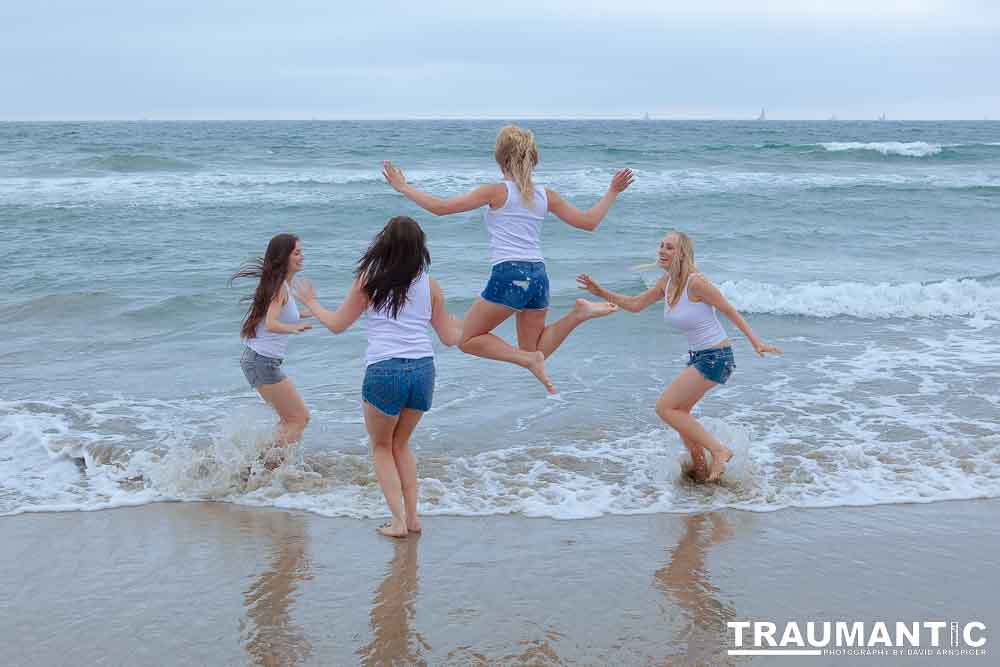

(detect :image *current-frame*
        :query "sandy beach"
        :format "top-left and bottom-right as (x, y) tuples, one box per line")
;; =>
(3, 499), (997, 666)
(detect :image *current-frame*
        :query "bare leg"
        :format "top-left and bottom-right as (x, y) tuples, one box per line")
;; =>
(363, 402), (407, 537)
(515, 299), (618, 358)
(655, 366), (733, 482)
(257, 378), (310, 469)
(459, 298), (555, 393)
(391, 408), (425, 533)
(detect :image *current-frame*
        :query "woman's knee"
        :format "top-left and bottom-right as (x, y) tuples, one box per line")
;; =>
(370, 437), (393, 451)
(655, 401), (686, 425)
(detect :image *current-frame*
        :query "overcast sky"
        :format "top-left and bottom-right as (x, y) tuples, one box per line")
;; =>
(3, 0), (999, 120)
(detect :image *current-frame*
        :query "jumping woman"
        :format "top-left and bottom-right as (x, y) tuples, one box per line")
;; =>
(577, 230), (781, 482)
(232, 233), (312, 468)
(294, 217), (462, 537)
(382, 124), (633, 394)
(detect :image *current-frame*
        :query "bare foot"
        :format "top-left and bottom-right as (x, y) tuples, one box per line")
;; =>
(523, 350), (557, 394)
(685, 460), (709, 484)
(376, 520), (408, 538)
(707, 447), (733, 482)
(406, 517), (422, 533)
(572, 298), (619, 321)
(262, 447), (285, 471)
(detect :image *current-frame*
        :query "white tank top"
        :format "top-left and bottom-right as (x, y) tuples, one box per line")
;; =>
(484, 180), (547, 265)
(246, 283), (300, 359)
(365, 272), (435, 366)
(663, 275), (728, 351)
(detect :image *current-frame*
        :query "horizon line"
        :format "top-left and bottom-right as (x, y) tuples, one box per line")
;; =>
(0, 115), (996, 122)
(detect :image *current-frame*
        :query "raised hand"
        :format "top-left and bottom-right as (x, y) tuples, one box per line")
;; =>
(753, 341), (782, 357)
(382, 160), (408, 192)
(292, 278), (317, 305)
(609, 168), (635, 194)
(576, 273), (605, 298)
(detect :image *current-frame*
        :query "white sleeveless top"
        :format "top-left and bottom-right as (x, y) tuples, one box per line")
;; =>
(365, 272), (435, 366)
(663, 275), (728, 351)
(246, 283), (300, 359)
(484, 180), (547, 265)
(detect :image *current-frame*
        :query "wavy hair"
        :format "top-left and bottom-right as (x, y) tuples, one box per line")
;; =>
(666, 230), (698, 307)
(357, 217), (430, 319)
(231, 233), (299, 339)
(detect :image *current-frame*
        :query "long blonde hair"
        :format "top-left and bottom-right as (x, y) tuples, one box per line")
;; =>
(666, 230), (698, 307)
(494, 124), (539, 208)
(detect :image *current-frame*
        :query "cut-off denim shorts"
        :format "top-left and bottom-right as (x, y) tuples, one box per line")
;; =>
(362, 356), (436, 417)
(688, 346), (736, 385)
(241, 347), (287, 388)
(481, 261), (550, 311)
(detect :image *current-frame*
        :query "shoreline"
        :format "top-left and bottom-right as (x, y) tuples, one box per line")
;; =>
(4, 498), (998, 665)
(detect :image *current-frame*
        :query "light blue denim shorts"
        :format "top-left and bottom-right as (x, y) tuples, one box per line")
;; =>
(481, 261), (550, 311)
(687, 346), (736, 385)
(240, 347), (286, 388)
(362, 356), (436, 417)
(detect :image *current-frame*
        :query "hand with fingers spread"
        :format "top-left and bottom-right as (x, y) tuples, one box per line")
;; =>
(292, 277), (317, 307)
(609, 168), (635, 195)
(576, 273), (606, 299)
(382, 160), (408, 192)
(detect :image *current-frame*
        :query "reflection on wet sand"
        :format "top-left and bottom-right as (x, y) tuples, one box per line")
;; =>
(241, 511), (313, 667)
(655, 513), (736, 665)
(358, 536), (430, 666)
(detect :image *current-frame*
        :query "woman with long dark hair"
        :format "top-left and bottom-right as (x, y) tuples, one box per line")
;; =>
(294, 217), (462, 537)
(232, 233), (312, 466)
(577, 231), (781, 482)
(382, 124), (632, 394)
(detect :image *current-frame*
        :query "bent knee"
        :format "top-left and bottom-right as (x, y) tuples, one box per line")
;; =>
(655, 402), (686, 423)
(370, 438), (393, 450)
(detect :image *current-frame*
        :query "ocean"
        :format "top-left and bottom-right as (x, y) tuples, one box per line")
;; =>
(1, 120), (998, 519)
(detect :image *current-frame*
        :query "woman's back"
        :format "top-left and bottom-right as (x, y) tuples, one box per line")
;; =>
(484, 180), (547, 265)
(365, 272), (434, 366)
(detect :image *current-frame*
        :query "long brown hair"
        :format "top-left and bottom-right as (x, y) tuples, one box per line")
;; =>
(666, 231), (698, 307)
(494, 124), (539, 208)
(357, 217), (430, 319)
(231, 233), (299, 339)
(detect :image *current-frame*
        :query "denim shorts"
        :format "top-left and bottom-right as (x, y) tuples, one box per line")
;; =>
(481, 261), (550, 311)
(687, 346), (736, 385)
(241, 347), (287, 388)
(362, 356), (436, 417)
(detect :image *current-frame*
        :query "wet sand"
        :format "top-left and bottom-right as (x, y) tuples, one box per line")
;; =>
(3, 500), (998, 666)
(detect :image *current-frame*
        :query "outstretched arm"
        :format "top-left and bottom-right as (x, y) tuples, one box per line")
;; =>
(576, 273), (667, 313)
(547, 168), (634, 232)
(382, 161), (505, 216)
(429, 278), (463, 346)
(292, 278), (368, 335)
(689, 275), (782, 357)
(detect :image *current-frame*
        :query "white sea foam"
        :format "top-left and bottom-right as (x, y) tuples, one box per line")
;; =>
(819, 141), (943, 157)
(2, 165), (997, 208)
(637, 275), (1000, 320)
(2, 361), (999, 520)
(720, 277), (999, 319)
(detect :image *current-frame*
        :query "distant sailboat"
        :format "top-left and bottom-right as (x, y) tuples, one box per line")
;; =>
(642, 112), (651, 121)
(878, 112), (887, 121)
(828, 114), (838, 121)
(756, 108), (766, 121)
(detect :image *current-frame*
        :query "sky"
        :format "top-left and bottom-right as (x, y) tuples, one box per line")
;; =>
(2, 0), (999, 120)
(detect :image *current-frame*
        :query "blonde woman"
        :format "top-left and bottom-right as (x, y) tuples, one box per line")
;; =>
(382, 124), (634, 394)
(577, 231), (781, 482)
